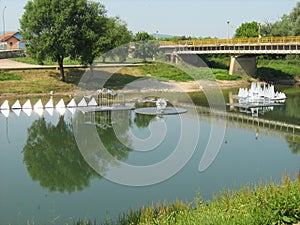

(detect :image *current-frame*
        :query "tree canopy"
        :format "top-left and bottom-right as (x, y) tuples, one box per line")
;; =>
(20, 0), (131, 81)
(234, 21), (260, 38)
(133, 31), (160, 62)
(261, 1), (300, 36)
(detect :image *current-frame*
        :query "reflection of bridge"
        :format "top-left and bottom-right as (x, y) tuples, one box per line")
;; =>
(159, 36), (300, 76)
(186, 105), (300, 142)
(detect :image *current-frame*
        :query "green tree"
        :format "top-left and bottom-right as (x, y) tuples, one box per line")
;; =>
(101, 17), (132, 62)
(261, 15), (293, 37)
(20, 0), (108, 82)
(234, 21), (260, 38)
(133, 31), (159, 62)
(261, 2), (300, 36)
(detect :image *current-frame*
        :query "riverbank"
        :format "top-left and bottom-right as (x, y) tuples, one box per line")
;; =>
(0, 59), (250, 100)
(1, 58), (298, 100)
(84, 173), (300, 225)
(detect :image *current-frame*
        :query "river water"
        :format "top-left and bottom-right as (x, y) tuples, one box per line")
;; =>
(0, 87), (299, 224)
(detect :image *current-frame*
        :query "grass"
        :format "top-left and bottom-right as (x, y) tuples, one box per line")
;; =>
(0, 56), (298, 96)
(0, 71), (22, 81)
(67, 174), (300, 225)
(257, 59), (300, 77)
(137, 62), (241, 82)
(0, 69), (83, 95)
(71, 173), (300, 225)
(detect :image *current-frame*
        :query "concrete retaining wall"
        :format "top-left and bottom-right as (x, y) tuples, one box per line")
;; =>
(0, 50), (26, 59)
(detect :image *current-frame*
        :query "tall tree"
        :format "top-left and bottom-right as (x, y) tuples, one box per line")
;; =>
(234, 21), (260, 38)
(101, 17), (132, 62)
(261, 1), (300, 37)
(20, 0), (108, 82)
(133, 31), (159, 62)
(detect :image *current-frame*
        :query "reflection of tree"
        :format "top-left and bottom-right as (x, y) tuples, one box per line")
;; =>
(134, 114), (155, 128)
(285, 134), (300, 154)
(72, 110), (134, 178)
(95, 111), (132, 161)
(23, 117), (100, 193)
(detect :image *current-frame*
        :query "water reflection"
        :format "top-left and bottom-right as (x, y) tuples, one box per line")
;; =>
(23, 116), (99, 193)
(22, 107), (300, 193)
(285, 134), (300, 154)
(1, 91), (300, 224)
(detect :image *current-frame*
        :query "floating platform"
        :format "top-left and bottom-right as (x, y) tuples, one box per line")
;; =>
(135, 107), (187, 115)
(81, 105), (135, 113)
(227, 102), (284, 109)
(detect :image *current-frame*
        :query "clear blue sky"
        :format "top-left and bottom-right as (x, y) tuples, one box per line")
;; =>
(2, 0), (299, 38)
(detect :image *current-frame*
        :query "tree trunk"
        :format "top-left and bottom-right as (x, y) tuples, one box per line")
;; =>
(57, 56), (65, 82)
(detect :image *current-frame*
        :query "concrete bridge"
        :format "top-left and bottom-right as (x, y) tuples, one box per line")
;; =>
(159, 36), (300, 76)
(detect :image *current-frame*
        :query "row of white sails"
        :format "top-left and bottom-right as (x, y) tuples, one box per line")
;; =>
(0, 97), (99, 117)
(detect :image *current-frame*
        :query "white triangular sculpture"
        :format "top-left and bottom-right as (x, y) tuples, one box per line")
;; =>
(56, 107), (66, 116)
(0, 109), (9, 117)
(34, 108), (44, 117)
(34, 99), (43, 109)
(12, 100), (21, 109)
(23, 108), (32, 117)
(0, 100), (9, 110)
(45, 98), (54, 108)
(78, 98), (87, 107)
(67, 99), (77, 108)
(67, 107), (76, 115)
(12, 109), (21, 117)
(45, 108), (54, 116)
(88, 97), (97, 106)
(22, 99), (32, 109)
(55, 99), (65, 108)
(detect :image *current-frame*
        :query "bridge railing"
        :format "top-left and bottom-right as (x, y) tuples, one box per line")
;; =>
(160, 36), (300, 46)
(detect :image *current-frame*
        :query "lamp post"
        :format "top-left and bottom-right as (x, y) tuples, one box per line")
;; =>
(2, 6), (6, 49)
(227, 20), (230, 40)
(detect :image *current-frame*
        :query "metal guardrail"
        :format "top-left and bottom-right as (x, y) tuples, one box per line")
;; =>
(160, 36), (300, 46)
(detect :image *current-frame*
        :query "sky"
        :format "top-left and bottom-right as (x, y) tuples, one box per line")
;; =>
(1, 0), (299, 38)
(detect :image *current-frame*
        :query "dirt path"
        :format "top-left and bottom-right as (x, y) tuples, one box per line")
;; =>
(0, 59), (44, 69)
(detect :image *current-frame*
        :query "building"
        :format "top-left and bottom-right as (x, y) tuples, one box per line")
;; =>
(0, 32), (25, 50)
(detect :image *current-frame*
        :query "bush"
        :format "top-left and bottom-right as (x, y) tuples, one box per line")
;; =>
(0, 72), (22, 81)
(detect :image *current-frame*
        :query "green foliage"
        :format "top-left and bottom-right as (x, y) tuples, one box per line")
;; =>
(100, 17), (132, 62)
(133, 32), (159, 62)
(261, 2), (300, 36)
(98, 174), (300, 225)
(256, 59), (300, 83)
(235, 21), (260, 38)
(0, 72), (22, 81)
(138, 63), (191, 81)
(138, 62), (216, 82)
(20, 0), (127, 81)
(215, 73), (241, 81)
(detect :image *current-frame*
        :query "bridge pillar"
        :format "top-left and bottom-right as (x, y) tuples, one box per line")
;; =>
(229, 55), (257, 76)
(170, 53), (178, 64)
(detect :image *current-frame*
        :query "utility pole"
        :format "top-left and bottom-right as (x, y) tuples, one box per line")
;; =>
(2, 6), (6, 49)
(227, 20), (230, 40)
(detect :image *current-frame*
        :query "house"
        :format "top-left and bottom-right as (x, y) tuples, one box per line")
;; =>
(0, 32), (25, 50)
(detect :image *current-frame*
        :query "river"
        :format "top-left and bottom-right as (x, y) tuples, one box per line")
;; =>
(0, 86), (299, 224)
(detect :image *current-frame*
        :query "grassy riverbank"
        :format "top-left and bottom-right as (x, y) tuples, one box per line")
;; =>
(0, 69), (81, 98)
(1, 56), (298, 97)
(78, 174), (300, 225)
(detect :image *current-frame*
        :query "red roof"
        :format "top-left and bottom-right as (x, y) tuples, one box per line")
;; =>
(0, 32), (20, 42)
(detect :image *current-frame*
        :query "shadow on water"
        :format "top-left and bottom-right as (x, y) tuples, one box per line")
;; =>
(255, 67), (296, 85)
